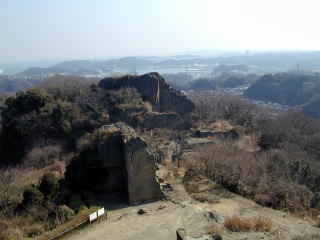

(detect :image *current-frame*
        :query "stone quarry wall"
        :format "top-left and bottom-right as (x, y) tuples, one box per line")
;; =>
(124, 137), (164, 204)
(98, 72), (194, 116)
(66, 123), (164, 204)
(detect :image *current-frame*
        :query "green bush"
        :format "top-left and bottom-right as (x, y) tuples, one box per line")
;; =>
(58, 205), (75, 223)
(39, 173), (59, 199)
(22, 188), (44, 206)
(0, 89), (55, 165)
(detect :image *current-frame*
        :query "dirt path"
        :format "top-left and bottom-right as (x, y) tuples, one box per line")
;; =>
(67, 201), (209, 240)
(67, 166), (320, 240)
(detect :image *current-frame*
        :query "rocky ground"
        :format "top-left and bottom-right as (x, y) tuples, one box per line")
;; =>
(67, 165), (320, 240)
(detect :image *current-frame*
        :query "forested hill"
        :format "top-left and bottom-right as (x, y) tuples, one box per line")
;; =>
(244, 73), (320, 117)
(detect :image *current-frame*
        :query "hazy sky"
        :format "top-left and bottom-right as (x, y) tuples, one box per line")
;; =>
(1, 0), (320, 62)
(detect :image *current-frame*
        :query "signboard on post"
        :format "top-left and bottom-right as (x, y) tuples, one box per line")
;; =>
(89, 208), (106, 222)
(97, 207), (105, 217)
(89, 212), (97, 222)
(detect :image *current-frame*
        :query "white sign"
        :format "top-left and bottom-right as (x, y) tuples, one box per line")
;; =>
(97, 207), (105, 217)
(89, 212), (97, 222)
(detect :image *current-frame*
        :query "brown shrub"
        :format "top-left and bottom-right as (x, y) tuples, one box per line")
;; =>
(186, 142), (260, 194)
(224, 216), (253, 232)
(190, 90), (257, 126)
(0, 168), (39, 213)
(25, 205), (52, 222)
(253, 216), (273, 232)
(185, 141), (315, 213)
(22, 144), (62, 169)
(224, 216), (273, 232)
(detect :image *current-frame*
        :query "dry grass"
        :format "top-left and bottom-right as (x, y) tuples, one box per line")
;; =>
(0, 227), (24, 240)
(32, 206), (101, 240)
(210, 120), (233, 132)
(254, 216), (273, 232)
(0, 167), (42, 213)
(0, 216), (35, 240)
(292, 234), (320, 240)
(224, 216), (273, 232)
(224, 216), (253, 232)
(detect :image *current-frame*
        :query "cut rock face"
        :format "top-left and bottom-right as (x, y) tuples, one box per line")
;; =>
(65, 122), (164, 204)
(124, 136), (164, 203)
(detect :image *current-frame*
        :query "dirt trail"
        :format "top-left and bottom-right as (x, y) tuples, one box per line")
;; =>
(67, 201), (209, 240)
(67, 166), (320, 240)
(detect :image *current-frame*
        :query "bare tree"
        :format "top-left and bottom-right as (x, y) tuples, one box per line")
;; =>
(0, 168), (22, 213)
(190, 90), (257, 126)
(37, 75), (96, 101)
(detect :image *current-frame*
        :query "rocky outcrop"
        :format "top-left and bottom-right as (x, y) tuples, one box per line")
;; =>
(65, 122), (164, 204)
(98, 72), (195, 116)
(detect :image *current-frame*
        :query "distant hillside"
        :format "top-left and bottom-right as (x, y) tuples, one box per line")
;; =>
(20, 57), (154, 77)
(244, 73), (320, 117)
(16, 51), (320, 78)
(21, 61), (102, 77)
(0, 75), (41, 92)
(157, 51), (320, 70)
(164, 72), (255, 91)
(301, 96), (320, 118)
